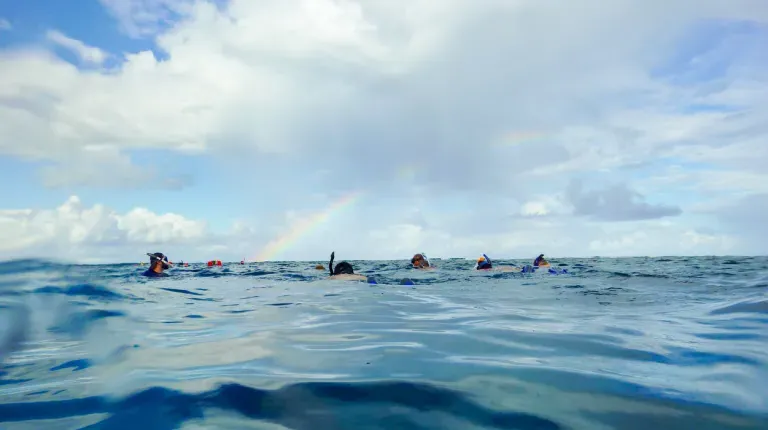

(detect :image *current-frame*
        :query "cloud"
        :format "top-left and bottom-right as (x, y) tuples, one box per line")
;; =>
(0, 196), (203, 248)
(0, 196), (241, 263)
(0, 194), (747, 263)
(587, 228), (738, 257)
(0, 2), (762, 170)
(567, 180), (682, 222)
(37, 146), (194, 190)
(98, 0), (198, 38)
(691, 193), (768, 255)
(45, 30), (109, 65)
(1, 0), (767, 259)
(0, 18), (11, 31)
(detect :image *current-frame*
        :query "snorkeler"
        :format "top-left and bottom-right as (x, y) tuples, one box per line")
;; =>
(143, 252), (171, 277)
(476, 254), (493, 270)
(410, 253), (435, 270)
(475, 254), (520, 272)
(533, 254), (550, 267)
(328, 252), (368, 281)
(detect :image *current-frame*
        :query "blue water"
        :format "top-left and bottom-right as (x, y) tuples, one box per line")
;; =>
(1, 257), (767, 429)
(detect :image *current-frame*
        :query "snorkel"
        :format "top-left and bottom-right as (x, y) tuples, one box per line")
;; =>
(329, 251), (355, 275)
(147, 252), (171, 270)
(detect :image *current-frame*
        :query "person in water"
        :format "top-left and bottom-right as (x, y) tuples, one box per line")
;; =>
(328, 252), (368, 281)
(411, 253), (435, 269)
(533, 254), (549, 267)
(476, 254), (493, 270)
(476, 254), (520, 272)
(143, 252), (171, 277)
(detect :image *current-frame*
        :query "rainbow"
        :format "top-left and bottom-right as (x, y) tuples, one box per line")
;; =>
(253, 191), (364, 262)
(495, 131), (549, 147)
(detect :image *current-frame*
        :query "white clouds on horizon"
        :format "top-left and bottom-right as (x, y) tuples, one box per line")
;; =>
(0, 196), (205, 255)
(1, 0), (767, 260)
(0, 194), (753, 264)
(0, 195), (265, 264)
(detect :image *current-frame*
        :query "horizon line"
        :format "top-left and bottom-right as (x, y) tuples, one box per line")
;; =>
(3, 254), (766, 266)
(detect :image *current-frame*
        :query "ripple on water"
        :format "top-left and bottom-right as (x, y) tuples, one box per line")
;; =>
(0, 257), (767, 429)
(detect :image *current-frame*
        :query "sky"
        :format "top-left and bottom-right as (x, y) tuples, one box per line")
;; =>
(0, 0), (767, 264)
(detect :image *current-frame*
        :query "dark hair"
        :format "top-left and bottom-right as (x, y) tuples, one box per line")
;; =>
(329, 251), (355, 276)
(333, 261), (355, 275)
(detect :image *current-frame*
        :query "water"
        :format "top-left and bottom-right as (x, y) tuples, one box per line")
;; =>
(1, 256), (767, 429)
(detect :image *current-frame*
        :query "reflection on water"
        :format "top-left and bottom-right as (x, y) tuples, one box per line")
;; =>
(1, 257), (767, 429)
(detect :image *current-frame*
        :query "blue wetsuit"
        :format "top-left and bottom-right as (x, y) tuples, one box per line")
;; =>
(142, 270), (168, 278)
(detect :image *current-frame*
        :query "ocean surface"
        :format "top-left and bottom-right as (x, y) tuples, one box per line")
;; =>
(1, 256), (767, 430)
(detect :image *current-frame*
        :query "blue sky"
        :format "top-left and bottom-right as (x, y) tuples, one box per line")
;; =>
(1, 0), (767, 263)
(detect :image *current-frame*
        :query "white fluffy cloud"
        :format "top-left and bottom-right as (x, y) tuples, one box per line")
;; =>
(99, 0), (199, 38)
(45, 30), (109, 65)
(1, 1), (764, 166)
(0, 195), (744, 263)
(1, 0), (767, 261)
(0, 196), (211, 262)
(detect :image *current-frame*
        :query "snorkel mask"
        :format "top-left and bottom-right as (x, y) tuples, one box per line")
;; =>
(147, 252), (171, 269)
(411, 253), (430, 268)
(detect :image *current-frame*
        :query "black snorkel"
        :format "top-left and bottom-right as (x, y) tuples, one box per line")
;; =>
(329, 252), (335, 277)
(329, 251), (355, 275)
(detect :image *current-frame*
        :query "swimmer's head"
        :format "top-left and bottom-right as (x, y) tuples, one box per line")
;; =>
(411, 253), (430, 268)
(476, 254), (492, 270)
(329, 251), (355, 276)
(315, 264), (325, 270)
(147, 252), (170, 271)
(333, 261), (355, 275)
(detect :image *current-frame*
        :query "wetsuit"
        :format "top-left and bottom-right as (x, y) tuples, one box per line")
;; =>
(142, 269), (168, 277)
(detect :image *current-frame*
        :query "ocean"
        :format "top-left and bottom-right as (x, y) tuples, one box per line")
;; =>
(1, 256), (767, 429)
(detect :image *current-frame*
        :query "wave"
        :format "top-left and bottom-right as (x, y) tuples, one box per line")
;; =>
(1, 256), (767, 428)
